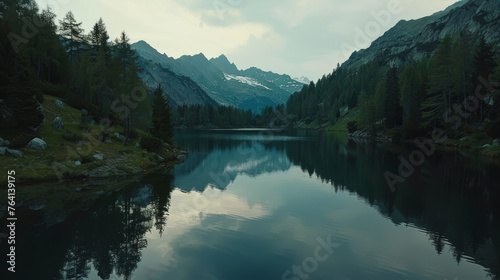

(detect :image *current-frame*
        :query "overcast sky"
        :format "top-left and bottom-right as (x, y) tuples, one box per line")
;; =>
(35, 0), (458, 81)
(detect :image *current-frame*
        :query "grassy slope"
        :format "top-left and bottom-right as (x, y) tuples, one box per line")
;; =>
(0, 94), (179, 183)
(0, 94), (184, 222)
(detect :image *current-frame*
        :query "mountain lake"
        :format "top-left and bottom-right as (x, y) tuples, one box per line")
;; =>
(3, 129), (500, 280)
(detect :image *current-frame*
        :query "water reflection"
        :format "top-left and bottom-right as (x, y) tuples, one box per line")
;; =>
(2, 173), (173, 280)
(173, 129), (294, 191)
(172, 129), (500, 279)
(2, 129), (499, 279)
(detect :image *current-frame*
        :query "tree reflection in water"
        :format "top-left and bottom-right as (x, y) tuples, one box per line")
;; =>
(4, 129), (500, 279)
(9, 173), (174, 280)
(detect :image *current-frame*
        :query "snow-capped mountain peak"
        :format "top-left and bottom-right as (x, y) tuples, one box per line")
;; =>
(293, 76), (311, 84)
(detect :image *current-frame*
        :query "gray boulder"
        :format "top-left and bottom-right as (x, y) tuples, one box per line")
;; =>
(52, 117), (64, 130)
(81, 109), (88, 116)
(485, 96), (495, 107)
(74, 161), (81, 166)
(7, 149), (23, 157)
(339, 106), (349, 118)
(28, 200), (47, 211)
(54, 100), (65, 109)
(93, 154), (105, 161)
(0, 147), (6, 155)
(153, 153), (165, 163)
(493, 139), (500, 147)
(27, 138), (47, 150)
(483, 144), (491, 148)
(0, 137), (10, 147)
(88, 115), (96, 125)
(114, 133), (126, 143)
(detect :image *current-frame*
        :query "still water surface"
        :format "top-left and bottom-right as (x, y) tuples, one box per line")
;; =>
(5, 129), (500, 279)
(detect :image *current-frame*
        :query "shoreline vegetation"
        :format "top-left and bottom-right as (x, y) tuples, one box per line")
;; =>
(173, 104), (500, 160)
(0, 94), (186, 224)
(172, 110), (500, 161)
(297, 107), (500, 160)
(0, 95), (187, 184)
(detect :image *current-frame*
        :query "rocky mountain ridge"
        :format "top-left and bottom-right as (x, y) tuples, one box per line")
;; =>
(132, 41), (308, 112)
(343, 0), (500, 69)
(136, 56), (218, 108)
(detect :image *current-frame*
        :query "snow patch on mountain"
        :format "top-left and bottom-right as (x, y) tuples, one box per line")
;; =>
(224, 73), (271, 90)
(293, 76), (311, 84)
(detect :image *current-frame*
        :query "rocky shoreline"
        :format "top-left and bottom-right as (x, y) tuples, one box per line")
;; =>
(0, 95), (189, 229)
(0, 96), (188, 183)
(0, 147), (187, 229)
(346, 129), (500, 159)
(347, 130), (391, 143)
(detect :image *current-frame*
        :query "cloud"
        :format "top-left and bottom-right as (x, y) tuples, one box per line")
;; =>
(145, 186), (269, 267)
(36, 0), (461, 83)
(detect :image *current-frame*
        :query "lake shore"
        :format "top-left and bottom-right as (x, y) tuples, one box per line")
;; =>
(0, 95), (188, 228)
(288, 107), (500, 160)
(0, 95), (188, 184)
(0, 141), (187, 229)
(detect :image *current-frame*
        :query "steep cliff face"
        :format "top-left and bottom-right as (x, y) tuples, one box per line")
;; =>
(209, 55), (239, 75)
(136, 56), (218, 108)
(132, 41), (306, 112)
(343, 0), (500, 69)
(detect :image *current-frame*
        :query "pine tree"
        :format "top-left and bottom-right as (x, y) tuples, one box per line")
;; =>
(114, 31), (141, 141)
(400, 63), (423, 137)
(486, 55), (500, 138)
(89, 18), (110, 61)
(116, 32), (136, 71)
(358, 90), (376, 132)
(152, 84), (174, 145)
(384, 66), (402, 128)
(421, 36), (453, 129)
(32, 6), (69, 83)
(374, 80), (386, 126)
(0, 21), (44, 131)
(453, 33), (473, 103)
(473, 36), (497, 84)
(59, 11), (85, 61)
(472, 36), (497, 121)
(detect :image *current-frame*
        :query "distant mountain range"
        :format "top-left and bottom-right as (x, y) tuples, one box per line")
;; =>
(132, 41), (308, 112)
(131, 0), (500, 114)
(136, 57), (218, 108)
(343, 0), (500, 69)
